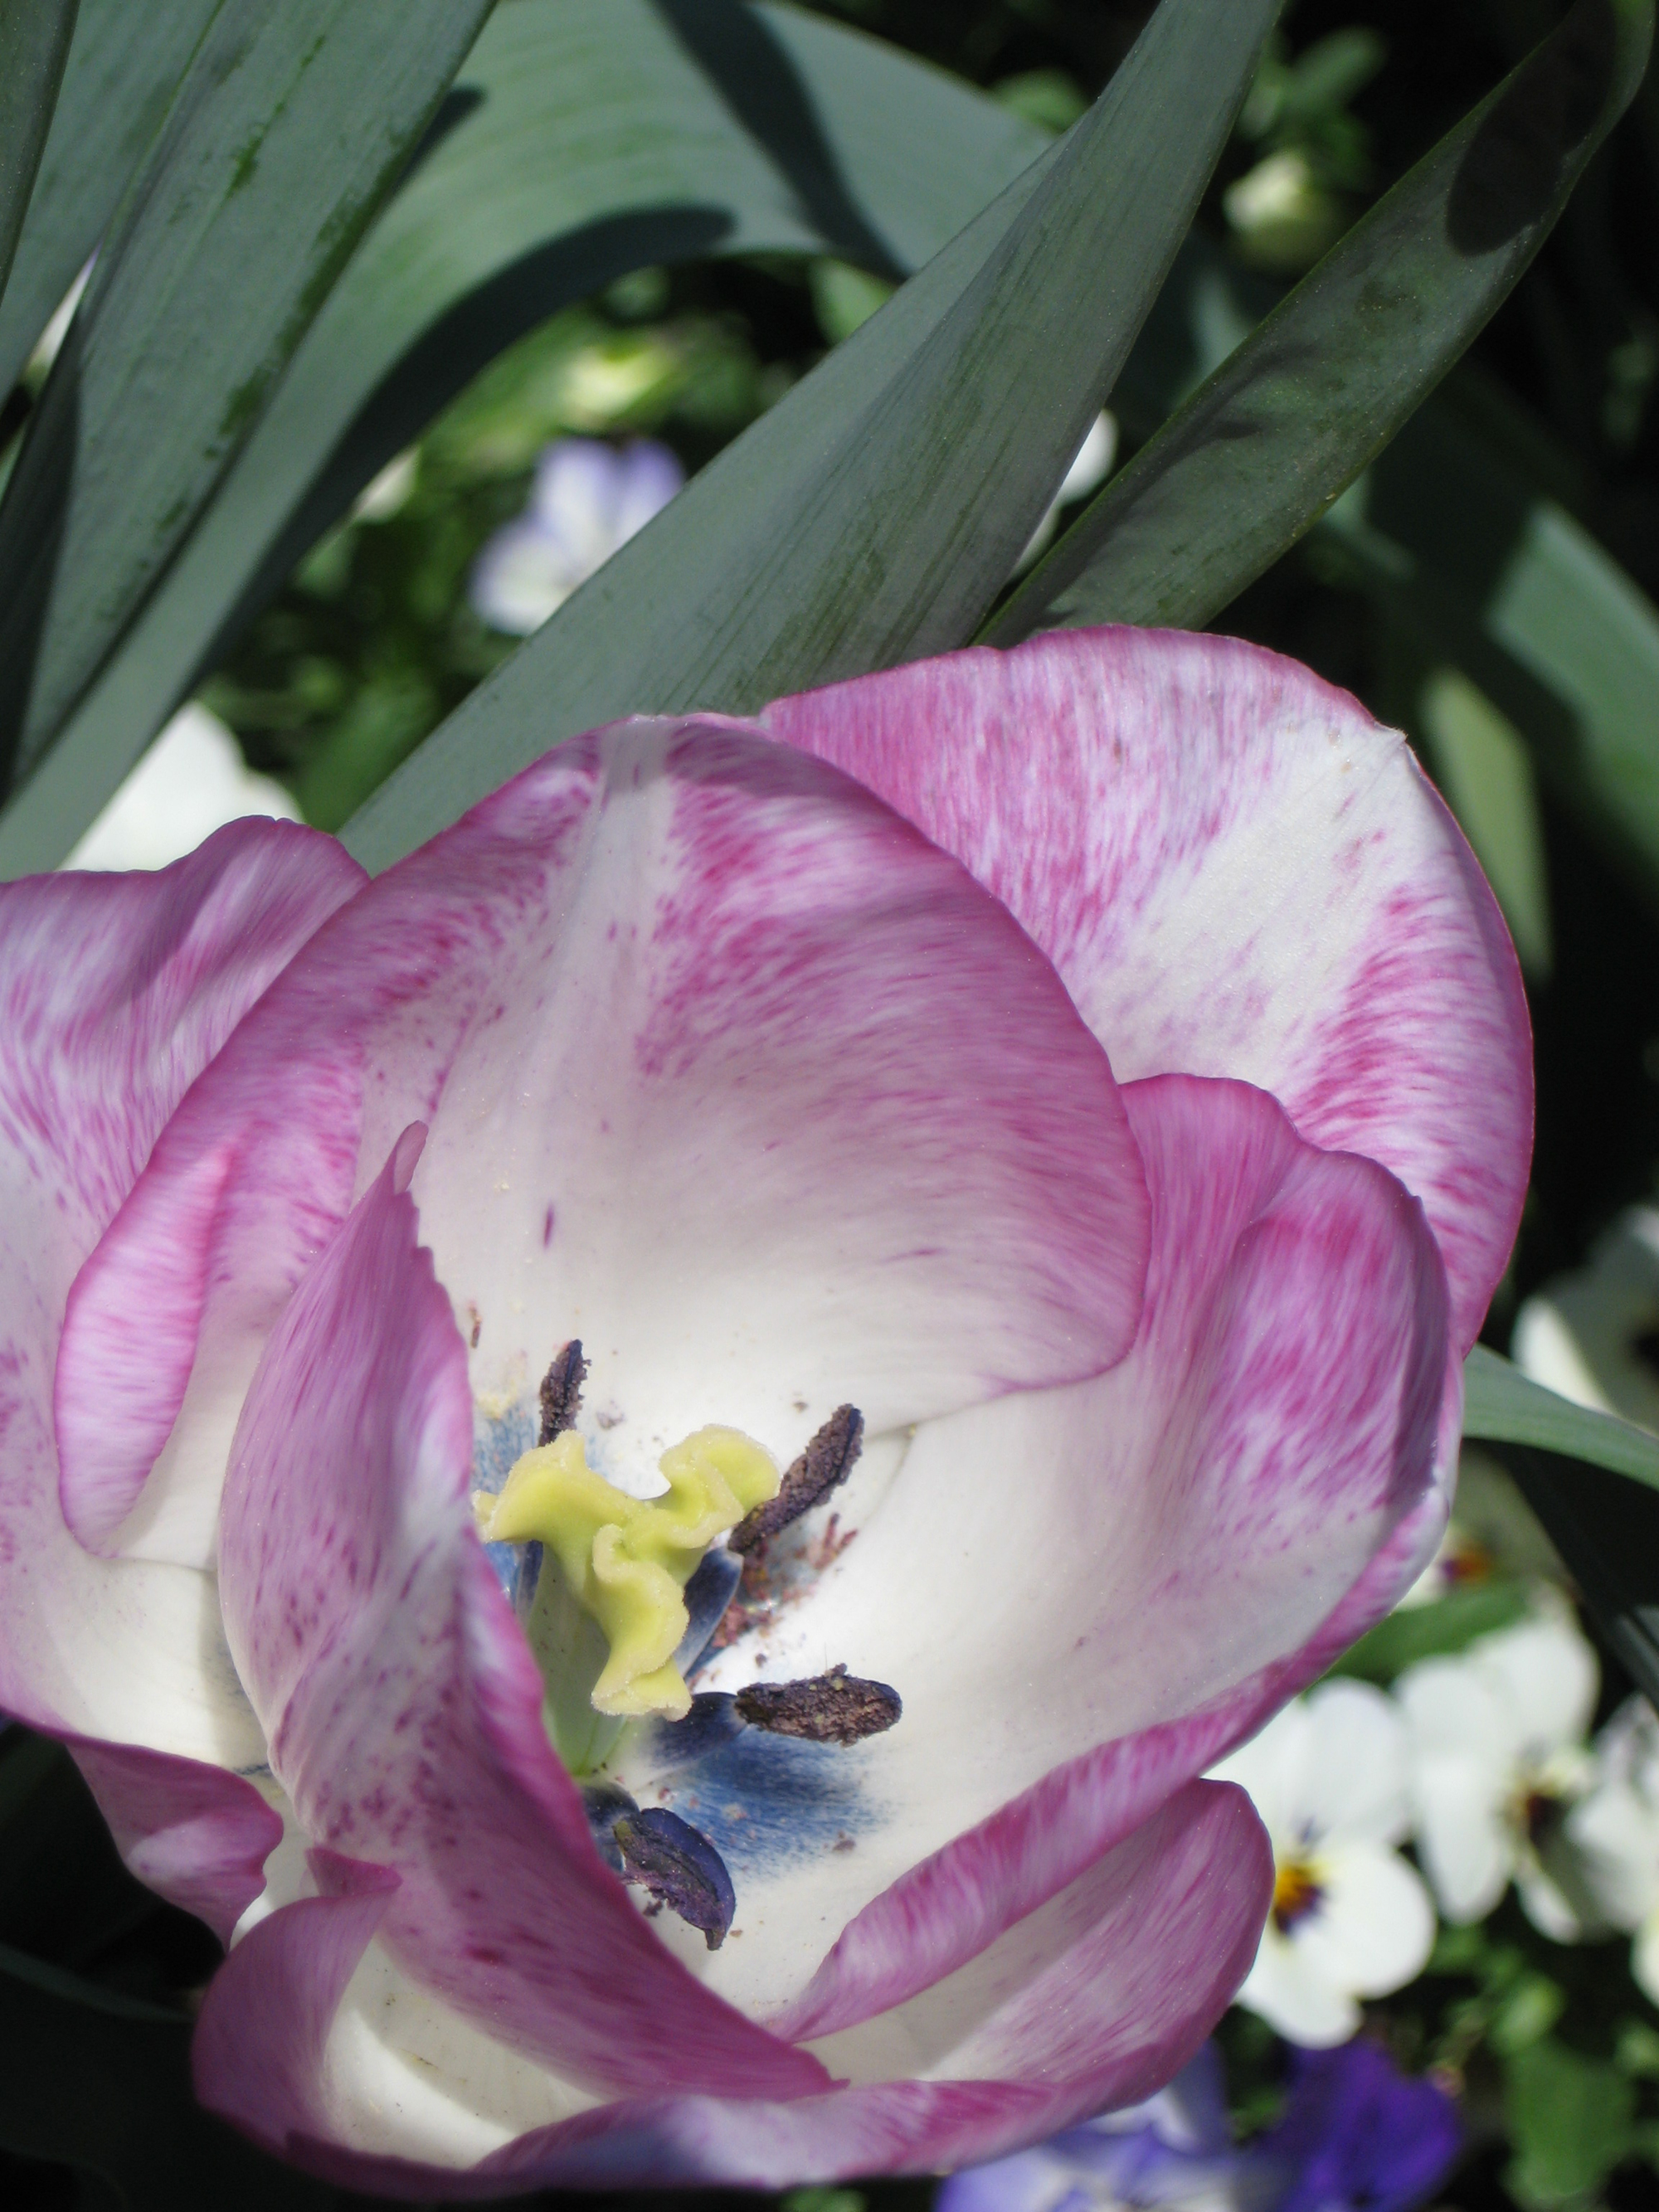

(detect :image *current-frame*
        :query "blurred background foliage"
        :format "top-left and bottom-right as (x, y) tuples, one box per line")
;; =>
(10, 0), (1659, 2206)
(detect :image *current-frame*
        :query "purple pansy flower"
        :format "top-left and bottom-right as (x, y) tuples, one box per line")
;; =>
(0, 628), (1528, 2189)
(941, 2039), (1461, 2212)
(469, 437), (684, 635)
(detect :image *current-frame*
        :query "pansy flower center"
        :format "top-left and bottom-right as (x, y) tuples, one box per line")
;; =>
(1272, 1856), (1325, 1932)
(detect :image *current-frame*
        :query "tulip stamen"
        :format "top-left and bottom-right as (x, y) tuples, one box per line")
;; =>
(538, 1338), (588, 1444)
(731, 1403), (863, 1554)
(613, 1806), (737, 1949)
(733, 1665), (902, 1745)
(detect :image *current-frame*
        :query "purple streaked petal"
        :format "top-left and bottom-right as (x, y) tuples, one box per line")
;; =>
(0, 822), (361, 1753)
(194, 1782), (1268, 2192)
(73, 716), (1147, 1576)
(762, 625), (1531, 1352)
(217, 1135), (827, 2100)
(679, 1073), (1451, 2032)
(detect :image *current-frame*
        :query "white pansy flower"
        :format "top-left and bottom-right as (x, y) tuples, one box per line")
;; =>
(1396, 1608), (1600, 1939)
(1512, 1205), (1659, 1432)
(1568, 1694), (1659, 2001)
(65, 702), (300, 873)
(1209, 1679), (1436, 2047)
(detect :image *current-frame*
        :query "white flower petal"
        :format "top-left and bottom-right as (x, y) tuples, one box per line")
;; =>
(1295, 1840), (1436, 1996)
(1297, 1680), (1412, 1846)
(1233, 1926), (1360, 2048)
(65, 704), (299, 873)
(1568, 1780), (1659, 1928)
(1408, 1747), (1513, 1922)
(1474, 1615), (1598, 1760)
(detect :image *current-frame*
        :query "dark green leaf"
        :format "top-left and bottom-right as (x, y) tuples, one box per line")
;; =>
(1327, 1578), (1531, 1683)
(1497, 1441), (1659, 1711)
(1463, 1344), (1659, 1491)
(0, 0), (1053, 876)
(0, 1943), (352, 2211)
(1503, 2036), (1636, 2209)
(0, 0), (495, 795)
(0, 2), (77, 320)
(0, 0), (221, 404)
(343, 0), (1283, 873)
(986, 0), (1653, 644)
(1324, 377), (1659, 912)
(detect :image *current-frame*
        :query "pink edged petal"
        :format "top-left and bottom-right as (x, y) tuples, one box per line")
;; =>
(198, 1783), (1269, 2195)
(65, 1735), (282, 1942)
(684, 1072), (1454, 2037)
(70, 716), (1147, 1571)
(762, 626), (1532, 1350)
(218, 1136), (827, 2102)
(0, 821), (362, 1752)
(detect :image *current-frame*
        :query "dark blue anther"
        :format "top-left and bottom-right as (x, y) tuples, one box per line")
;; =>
(675, 1548), (742, 1678)
(613, 1806), (737, 1949)
(580, 1781), (639, 1874)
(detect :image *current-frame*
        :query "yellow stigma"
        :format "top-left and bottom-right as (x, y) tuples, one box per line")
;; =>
(475, 1426), (779, 1720)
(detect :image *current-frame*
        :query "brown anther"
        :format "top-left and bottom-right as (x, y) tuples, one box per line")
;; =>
(733, 1664), (901, 1745)
(538, 1340), (588, 1445)
(732, 1403), (863, 1553)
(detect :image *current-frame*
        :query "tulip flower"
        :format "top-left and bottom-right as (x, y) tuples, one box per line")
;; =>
(2, 628), (1528, 2189)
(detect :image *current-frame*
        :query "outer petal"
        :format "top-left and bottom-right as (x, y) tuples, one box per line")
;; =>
(217, 1133), (826, 2101)
(0, 821), (362, 1753)
(66, 716), (1148, 1569)
(66, 1735), (282, 1942)
(763, 625), (1531, 1351)
(194, 1782), (1269, 2191)
(675, 1073), (1452, 2030)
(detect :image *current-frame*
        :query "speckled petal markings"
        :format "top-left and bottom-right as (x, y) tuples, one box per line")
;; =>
(61, 716), (1150, 1574)
(763, 625), (1531, 1354)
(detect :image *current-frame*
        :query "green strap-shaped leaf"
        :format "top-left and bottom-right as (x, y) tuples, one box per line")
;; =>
(343, 0), (1282, 873)
(1462, 1343), (1659, 1490)
(1323, 384), (1659, 908)
(0, 0), (1053, 878)
(1462, 1348), (1659, 1705)
(986, 0), (1653, 645)
(0, 0), (220, 401)
(1498, 1442), (1659, 1715)
(0, 0), (495, 795)
(0, 1), (77, 318)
